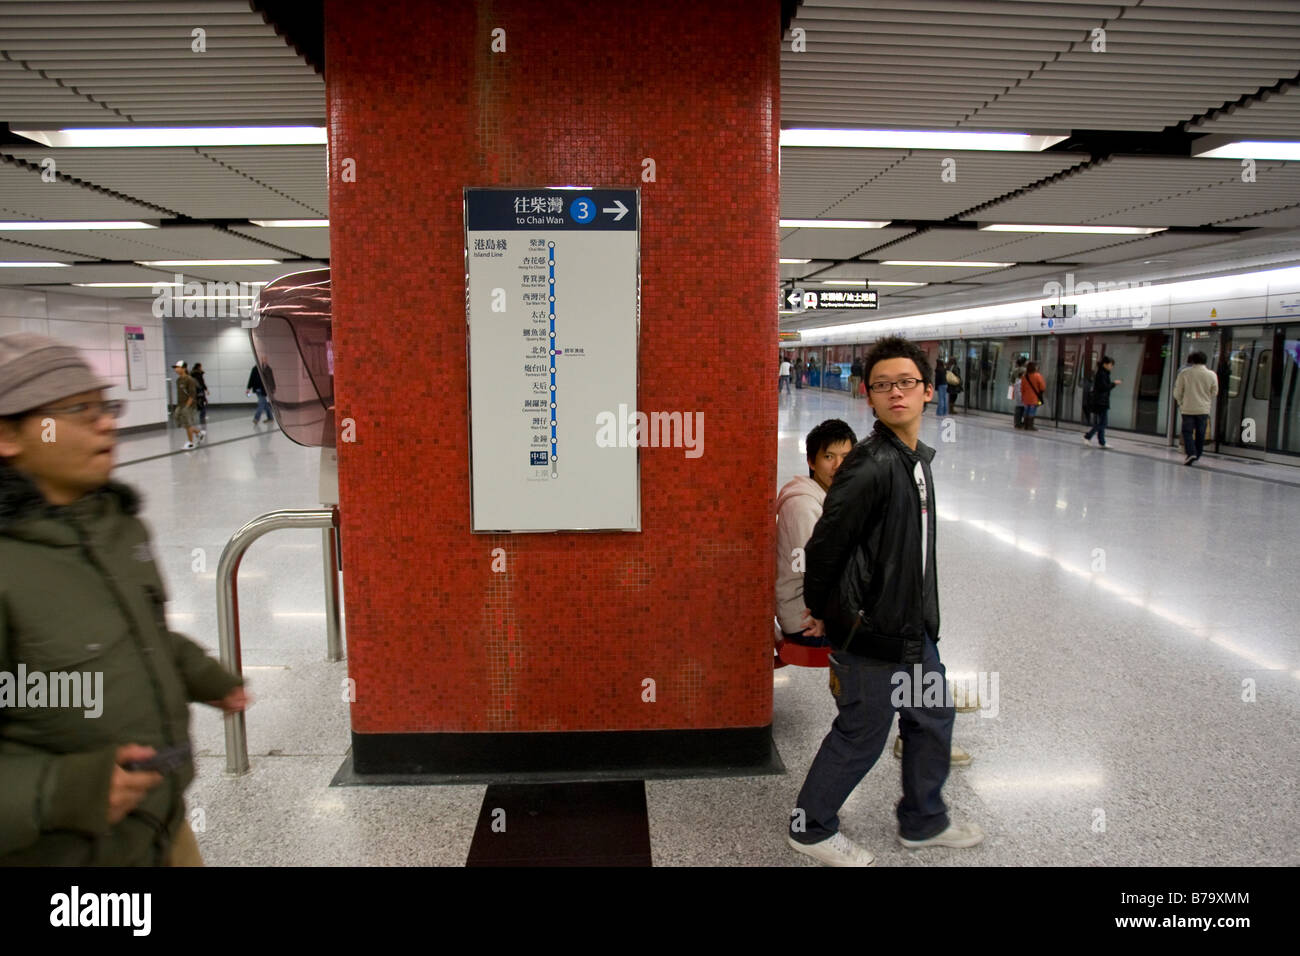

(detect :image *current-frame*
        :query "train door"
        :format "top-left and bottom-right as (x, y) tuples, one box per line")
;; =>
(1220, 326), (1271, 457)
(983, 340), (1004, 412)
(1061, 336), (1086, 424)
(1277, 325), (1300, 456)
(1034, 335), (1060, 423)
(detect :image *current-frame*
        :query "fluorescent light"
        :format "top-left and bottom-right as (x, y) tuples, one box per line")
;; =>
(12, 126), (327, 148)
(0, 261), (70, 268)
(781, 219), (891, 229)
(135, 259), (280, 267)
(780, 258), (812, 264)
(248, 219), (329, 228)
(980, 223), (1167, 235)
(881, 260), (1015, 268)
(781, 128), (1068, 152)
(0, 220), (157, 231)
(1193, 139), (1300, 161)
(819, 280), (925, 287)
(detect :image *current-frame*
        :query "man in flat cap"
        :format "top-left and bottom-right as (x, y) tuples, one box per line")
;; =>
(0, 332), (245, 865)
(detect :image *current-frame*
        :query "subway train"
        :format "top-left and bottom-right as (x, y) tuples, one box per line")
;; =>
(783, 264), (1300, 462)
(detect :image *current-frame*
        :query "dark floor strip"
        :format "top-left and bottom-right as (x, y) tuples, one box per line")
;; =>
(465, 781), (653, 867)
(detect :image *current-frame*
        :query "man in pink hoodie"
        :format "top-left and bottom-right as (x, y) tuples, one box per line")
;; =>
(776, 419), (858, 647)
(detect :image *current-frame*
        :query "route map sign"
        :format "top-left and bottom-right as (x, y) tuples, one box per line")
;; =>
(465, 187), (640, 532)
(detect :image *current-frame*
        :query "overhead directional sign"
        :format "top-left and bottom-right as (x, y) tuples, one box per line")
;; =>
(788, 288), (878, 310)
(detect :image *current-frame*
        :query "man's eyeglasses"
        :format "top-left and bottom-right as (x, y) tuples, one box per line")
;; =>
(867, 378), (924, 394)
(35, 400), (125, 422)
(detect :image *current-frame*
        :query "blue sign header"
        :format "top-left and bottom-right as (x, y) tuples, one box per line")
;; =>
(465, 188), (639, 231)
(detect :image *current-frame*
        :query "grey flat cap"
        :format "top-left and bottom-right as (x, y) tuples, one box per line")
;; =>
(0, 332), (114, 415)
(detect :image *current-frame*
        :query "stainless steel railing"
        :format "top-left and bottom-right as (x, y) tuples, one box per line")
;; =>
(216, 507), (343, 775)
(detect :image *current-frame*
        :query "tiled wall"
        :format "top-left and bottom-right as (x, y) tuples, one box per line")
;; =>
(163, 318), (259, 407)
(0, 287), (167, 429)
(325, 0), (780, 735)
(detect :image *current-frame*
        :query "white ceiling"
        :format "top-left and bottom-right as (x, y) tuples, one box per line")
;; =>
(0, 0), (1297, 325)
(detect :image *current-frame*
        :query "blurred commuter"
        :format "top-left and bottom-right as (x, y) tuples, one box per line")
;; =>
(190, 362), (209, 436)
(794, 357), (805, 389)
(1020, 361), (1047, 430)
(1173, 351), (1219, 465)
(247, 365), (273, 425)
(935, 358), (949, 416)
(787, 335), (983, 867)
(849, 358), (863, 400)
(776, 419), (858, 652)
(0, 332), (246, 865)
(778, 356), (792, 395)
(1010, 356), (1027, 429)
(945, 359), (962, 413)
(172, 361), (201, 449)
(1082, 357), (1121, 447)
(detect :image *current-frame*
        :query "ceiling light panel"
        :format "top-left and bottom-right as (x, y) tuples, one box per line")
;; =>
(2, 146), (325, 220)
(815, 151), (1088, 222)
(780, 226), (914, 260)
(783, 2), (1300, 132)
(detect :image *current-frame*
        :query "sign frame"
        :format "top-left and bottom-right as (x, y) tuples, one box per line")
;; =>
(463, 186), (642, 534)
(124, 325), (148, 391)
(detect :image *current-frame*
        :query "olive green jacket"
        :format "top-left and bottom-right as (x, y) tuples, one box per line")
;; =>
(0, 463), (241, 865)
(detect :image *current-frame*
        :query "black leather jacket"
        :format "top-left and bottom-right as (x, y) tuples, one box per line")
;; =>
(803, 420), (940, 663)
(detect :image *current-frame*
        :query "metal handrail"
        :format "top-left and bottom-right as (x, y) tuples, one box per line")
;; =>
(216, 506), (342, 775)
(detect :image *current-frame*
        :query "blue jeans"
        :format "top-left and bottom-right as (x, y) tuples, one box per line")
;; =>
(1181, 414), (1208, 458)
(937, 388), (948, 416)
(253, 392), (274, 422)
(790, 635), (954, 843)
(1084, 408), (1108, 445)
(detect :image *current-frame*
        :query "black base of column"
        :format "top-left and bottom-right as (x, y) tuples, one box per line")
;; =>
(332, 725), (782, 785)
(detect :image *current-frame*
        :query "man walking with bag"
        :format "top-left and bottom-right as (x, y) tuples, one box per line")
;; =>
(787, 335), (983, 866)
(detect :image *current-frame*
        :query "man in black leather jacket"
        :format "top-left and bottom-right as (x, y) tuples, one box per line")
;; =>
(787, 335), (984, 867)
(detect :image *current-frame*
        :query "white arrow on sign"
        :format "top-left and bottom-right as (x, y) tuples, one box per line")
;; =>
(787, 289), (804, 309)
(602, 200), (629, 221)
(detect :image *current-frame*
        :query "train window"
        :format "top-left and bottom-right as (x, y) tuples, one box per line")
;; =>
(1227, 351), (1247, 398)
(1253, 350), (1271, 401)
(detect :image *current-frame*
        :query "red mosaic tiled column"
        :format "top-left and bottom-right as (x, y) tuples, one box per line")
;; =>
(324, 0), (781, 773)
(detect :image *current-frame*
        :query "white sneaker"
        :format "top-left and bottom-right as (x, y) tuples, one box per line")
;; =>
(198, 430), (207, 441)
(787, 831), (875, 867)
(1082, 433), (1092, 444)
(183, 441), (194, 450)
(899, 821), (984, 850)
(893, 736), (972, 766)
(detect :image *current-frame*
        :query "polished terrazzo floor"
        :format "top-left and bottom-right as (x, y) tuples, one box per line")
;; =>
(118, 398), (1299, 866)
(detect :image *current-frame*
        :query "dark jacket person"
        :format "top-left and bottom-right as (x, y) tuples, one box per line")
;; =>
(0, 333), (244, 865)
(786, 335), (982, 868)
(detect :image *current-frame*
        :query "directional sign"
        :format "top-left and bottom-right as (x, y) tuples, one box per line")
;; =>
(806, 289), (877, 310)
(465, 187), (640, 532)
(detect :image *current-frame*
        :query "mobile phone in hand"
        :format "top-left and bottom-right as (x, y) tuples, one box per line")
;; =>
(121, 743), (192, 774)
